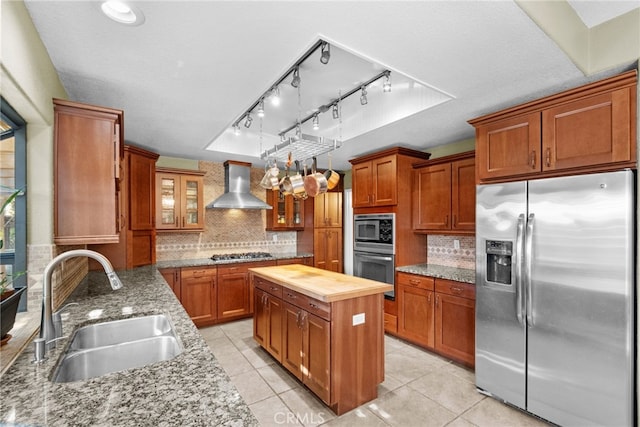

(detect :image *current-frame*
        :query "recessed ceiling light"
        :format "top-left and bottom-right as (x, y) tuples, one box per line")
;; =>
(101, 1), (145, 26)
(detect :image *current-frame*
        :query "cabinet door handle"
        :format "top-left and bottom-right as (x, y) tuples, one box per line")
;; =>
(444, 215), (449, 227)
(427, 294), (431, 303)
(182, 217), (185, 227)
(295, 311), (302, 328)
(545, 147), (551, 167)
(530, 150), (536, 169)
(452, 215), (457, 228)
(175, 216), (178, 227)
(435, 295), (439, 308)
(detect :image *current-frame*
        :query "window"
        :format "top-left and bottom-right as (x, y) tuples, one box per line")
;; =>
(1, 98), (27, 310)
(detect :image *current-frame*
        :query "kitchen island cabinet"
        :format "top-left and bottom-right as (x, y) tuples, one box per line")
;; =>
(249, 264), (392, 415)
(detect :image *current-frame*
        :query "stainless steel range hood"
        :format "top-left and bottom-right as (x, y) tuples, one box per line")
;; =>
(206, 161), (272, 210)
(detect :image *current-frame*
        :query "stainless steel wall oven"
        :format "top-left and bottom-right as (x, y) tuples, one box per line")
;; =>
(353, 213), (395, 299)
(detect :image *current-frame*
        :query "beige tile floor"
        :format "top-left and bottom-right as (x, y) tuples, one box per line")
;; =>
(199, 319), (551, 427)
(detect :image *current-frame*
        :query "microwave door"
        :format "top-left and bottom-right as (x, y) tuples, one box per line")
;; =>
(356, 221), (379, 241)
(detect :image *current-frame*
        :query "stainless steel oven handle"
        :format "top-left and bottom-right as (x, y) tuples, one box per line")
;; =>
(355, 254), (393, 262)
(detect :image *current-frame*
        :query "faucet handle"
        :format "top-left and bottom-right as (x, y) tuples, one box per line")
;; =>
(53, 302), (78, 338)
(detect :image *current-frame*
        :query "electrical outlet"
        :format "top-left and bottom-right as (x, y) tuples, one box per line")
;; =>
(272, 234), (278, 242)
(352, 313), (365, 326)
(454, 239), (460, 250)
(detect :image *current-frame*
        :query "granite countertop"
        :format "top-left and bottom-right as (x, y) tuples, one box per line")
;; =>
(0, 266), (258, 426)
(155, 252), (313, 269)
(396, 264), (476, 284)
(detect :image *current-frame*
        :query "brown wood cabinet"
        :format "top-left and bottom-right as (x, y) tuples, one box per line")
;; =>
(395, 272), (476, 367)
(266, 190), (305, 230)
(250, 268), (385, 415)
(180, 267), (217, 327)
(159, 267), (181, 300)
(89, 145), (159, 270)
(413, 151), (475, 234)
(314, 192), (342, 228)
(471, 70), (637, 182)
(435, 279), (475, 367)
(276, 257), (314, 266)
(314, 228), (342, 273)
(254, 277), (285, 361)
(53, 98), (123, 245)
(218, 260), (275, 321)
(350, 149), (430, 208)
(156, 168), (205, 231)
(397, 273), (435, 347)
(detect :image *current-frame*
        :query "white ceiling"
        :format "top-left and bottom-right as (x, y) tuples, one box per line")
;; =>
(568, 0), (639, 28)
(23, 0), (638, 171)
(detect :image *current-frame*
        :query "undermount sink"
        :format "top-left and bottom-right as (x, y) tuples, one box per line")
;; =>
(51, 314), (183, 383)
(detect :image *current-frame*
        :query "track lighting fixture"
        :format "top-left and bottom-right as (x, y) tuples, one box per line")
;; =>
(332, 103), (340, 119)
(257, 98), (265, 118)
(383, 72), (392, 93)
(312, 114), (319, 130)
(291, 67), (301, 88)
(270, 86), (280, 106)
(360, 86), (368, 105)
(244, 113), (253, 128)
(280, 134), (286, 142)
(320, 42), (330, 65)
(233, 123), (240, 135)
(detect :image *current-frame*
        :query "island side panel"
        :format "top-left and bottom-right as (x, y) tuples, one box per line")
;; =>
(330, 293), (385, 415)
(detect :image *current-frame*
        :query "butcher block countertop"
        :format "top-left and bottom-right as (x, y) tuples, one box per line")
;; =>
(249, 264), (393, 303)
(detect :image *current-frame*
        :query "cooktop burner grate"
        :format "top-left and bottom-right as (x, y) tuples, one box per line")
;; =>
(210, 252), (273, 261)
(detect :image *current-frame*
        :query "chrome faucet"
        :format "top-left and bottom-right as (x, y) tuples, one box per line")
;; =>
(38, 249), (123, 357)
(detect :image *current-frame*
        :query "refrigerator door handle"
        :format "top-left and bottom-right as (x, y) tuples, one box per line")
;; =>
(525, 213), (535, 327)
(515, 214), (525, 325)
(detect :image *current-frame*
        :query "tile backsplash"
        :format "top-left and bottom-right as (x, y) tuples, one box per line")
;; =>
(156, 160), (298, 261)
(427, 235), (475, 270)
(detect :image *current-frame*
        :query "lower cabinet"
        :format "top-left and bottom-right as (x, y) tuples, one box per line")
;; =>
(180, 267), (217, 327)
(396, 272), (475, 367)
(252, 273), (384, 415)
(160, 260), (276, 327)
(314, 228), (343, 272)
(276, 257), (314, 266)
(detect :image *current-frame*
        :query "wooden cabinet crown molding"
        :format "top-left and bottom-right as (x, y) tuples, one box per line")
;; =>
(348, 146), (431, 165)
(412, 150), (475, 168)
(467, 70), (637, 126)
(155, 167), (205, 176)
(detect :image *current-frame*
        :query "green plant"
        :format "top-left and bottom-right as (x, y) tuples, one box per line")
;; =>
(1, 187), (22, 250)
(0, 271), (24, 296)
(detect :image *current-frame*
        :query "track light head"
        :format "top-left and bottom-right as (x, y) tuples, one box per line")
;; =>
(270, 86), (280, 106)
(383, 72), (392, 93)
(360, 86), (368, 105)
(332, 103), (340, 119)
(312, 114), (319, 130)
(257, 98), (265, 118)
(244, 113), (253, 128)
(233, 123), (240, 135)
(320, 42), (330, 65)
(291, 67), (301, 88)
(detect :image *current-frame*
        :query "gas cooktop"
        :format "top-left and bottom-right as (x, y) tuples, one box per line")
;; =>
(210, 252), (273, 261)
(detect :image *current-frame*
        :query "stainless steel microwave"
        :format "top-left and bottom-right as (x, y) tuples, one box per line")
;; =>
(353, 213), (395, 254)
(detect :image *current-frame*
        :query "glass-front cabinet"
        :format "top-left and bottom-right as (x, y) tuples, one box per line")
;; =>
(156, 168), (205, 231)
(266, 190), (305, 231)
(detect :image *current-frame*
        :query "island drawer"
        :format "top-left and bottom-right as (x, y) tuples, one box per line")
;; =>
(435, 279), (475, 300)
(283, 289), (331, 321)
(253, 276), (283, 299)
(397, 272), (434, 290)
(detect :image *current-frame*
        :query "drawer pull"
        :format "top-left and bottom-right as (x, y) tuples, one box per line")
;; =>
(309, 302), (319, 309)
(270, 286), (279, 291)
(451, 286), (463, 294)
(287, 292), (297, 299)
(409, 279), (421, 286)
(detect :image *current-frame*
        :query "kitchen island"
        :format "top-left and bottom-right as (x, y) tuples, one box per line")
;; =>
(0, 266), (257, 426)
(249, 264), (393, 416)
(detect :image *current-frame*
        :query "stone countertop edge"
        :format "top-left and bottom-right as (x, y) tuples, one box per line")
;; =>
(0, 266), (259, 427)
(155, 252), (314, 269)
(396, 264), (476, 285)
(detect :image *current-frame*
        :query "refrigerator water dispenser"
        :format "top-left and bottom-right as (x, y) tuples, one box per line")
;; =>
(485, 240), (512, 285)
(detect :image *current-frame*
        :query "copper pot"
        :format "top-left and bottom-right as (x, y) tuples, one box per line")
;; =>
(304, 157), (328, 197)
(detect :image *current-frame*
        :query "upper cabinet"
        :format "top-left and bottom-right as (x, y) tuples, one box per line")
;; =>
(314, 192), (342, 228)
(412, 151), (475, 234)
(470, 70), (637, 183)
(156, 168), (205, 231)
(266, 191), (305, 230)
(350, 148), (431, 208)
(53, 98), (123, 245)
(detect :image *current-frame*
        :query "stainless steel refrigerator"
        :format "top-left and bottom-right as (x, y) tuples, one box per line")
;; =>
(475, 170), (635, 426)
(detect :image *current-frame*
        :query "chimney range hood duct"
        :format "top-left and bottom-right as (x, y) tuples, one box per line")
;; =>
(206, 161), (272, 210)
